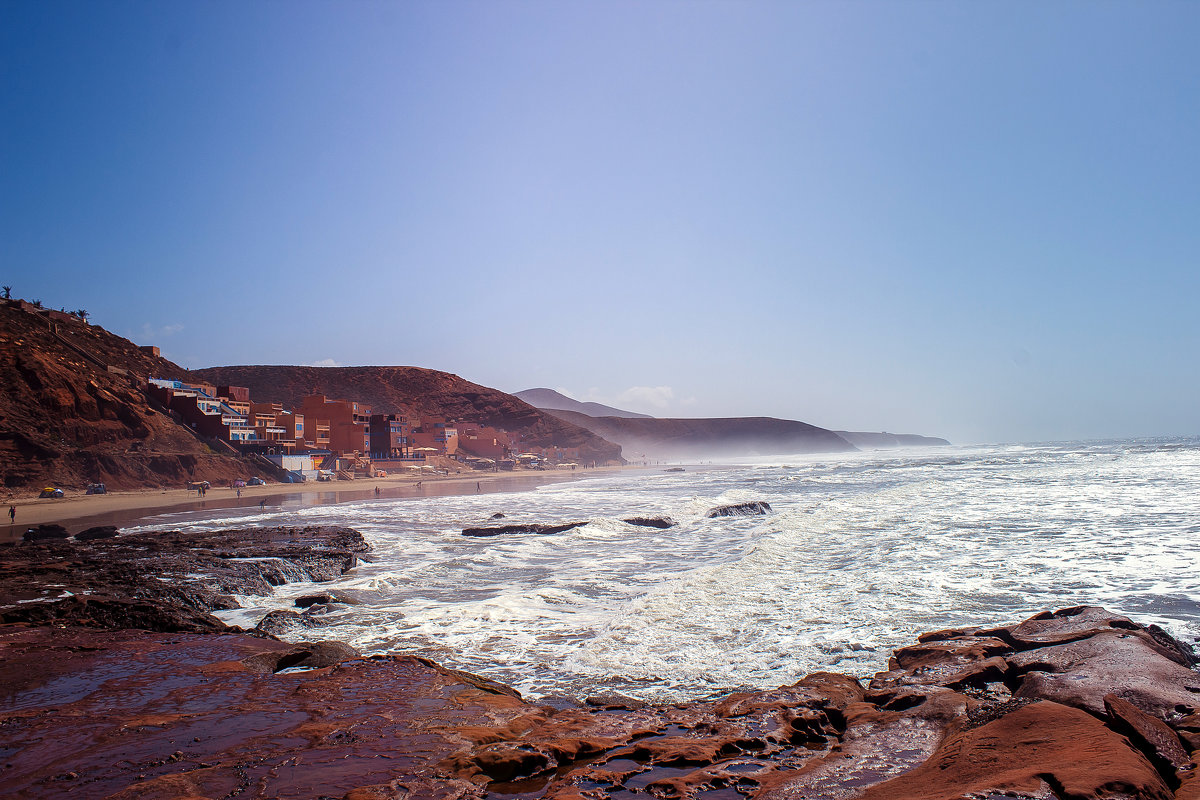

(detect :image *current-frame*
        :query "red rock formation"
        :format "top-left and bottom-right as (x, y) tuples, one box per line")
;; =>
(1, 601), (1197, 798)
(0, 301), (267, 492)
(2, 525), (1198, 799)
(859, 701), (1173, 800)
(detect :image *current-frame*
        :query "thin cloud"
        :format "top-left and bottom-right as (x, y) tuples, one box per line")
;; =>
(617, 386), (675, 410)
(138, 322), (184, 340)
(308, 358), (341, 367)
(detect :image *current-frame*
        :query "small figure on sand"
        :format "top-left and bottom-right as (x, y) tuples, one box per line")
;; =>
(476, 482), (481, 492)
(259, 499), (266, 510)
(374, 486), (381, 496)
(236, 488), (241, 498)
(8, 505), (14, 524)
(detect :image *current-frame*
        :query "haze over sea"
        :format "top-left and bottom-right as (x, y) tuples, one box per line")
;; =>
(126, 438), (1200, 702)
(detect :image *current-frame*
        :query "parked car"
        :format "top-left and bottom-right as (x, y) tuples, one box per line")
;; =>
(85, 483), (107, 495)
(248, 477), (265, 486)
(39, 487), (64, 499)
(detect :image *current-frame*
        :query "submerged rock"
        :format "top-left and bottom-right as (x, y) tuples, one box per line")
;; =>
(706, 501), (772, 517)
(23, 523), (70, 541)
(74, 525), (120, 541)
(254, 609), (328, 636)
(463, 522), (588, 537)
(621, 516), (676, 529)
(0, 525), (370, 632)
(294, 592), (337, 608)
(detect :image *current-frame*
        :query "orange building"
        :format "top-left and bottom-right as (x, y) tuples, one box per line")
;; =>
(369, 414), (409, 459)
(299, 395), (371, 455)
(456, 424), (512, 461)
(275, 411), (306, 446)
(217, 385), (250, 403)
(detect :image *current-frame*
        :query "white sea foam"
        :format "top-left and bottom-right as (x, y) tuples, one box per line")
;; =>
(138, 439), (1200, 701)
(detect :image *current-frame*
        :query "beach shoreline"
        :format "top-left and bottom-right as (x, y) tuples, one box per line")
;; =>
(2, 464), (661, 543)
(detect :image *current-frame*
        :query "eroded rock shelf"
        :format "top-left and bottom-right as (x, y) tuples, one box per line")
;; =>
(1, 526), (1198, 799)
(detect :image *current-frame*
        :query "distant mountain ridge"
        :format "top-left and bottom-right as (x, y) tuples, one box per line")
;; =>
(513, 388), (652, 419)
(189, 366), (624, 465)
(521, 389), (950, 458)
(835, 431), (951, 449)
(541, 408), (856, 459)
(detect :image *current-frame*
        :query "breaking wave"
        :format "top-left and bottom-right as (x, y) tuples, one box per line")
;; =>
(127, 438), (1200, 701)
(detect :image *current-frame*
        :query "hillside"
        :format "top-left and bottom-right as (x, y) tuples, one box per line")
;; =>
(541, 408), (856, 459)
(189, 366), (625, 465)
(0, 301), (267, 493)
(513, 388), (653, 419)
(835, 431), (951, 449)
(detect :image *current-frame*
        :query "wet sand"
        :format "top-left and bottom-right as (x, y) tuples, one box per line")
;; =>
(2, 465), (649, 543)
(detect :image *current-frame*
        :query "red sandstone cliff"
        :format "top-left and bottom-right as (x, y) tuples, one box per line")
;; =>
(0, 301), (265, 493)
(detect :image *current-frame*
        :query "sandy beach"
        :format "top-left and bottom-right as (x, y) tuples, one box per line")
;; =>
(2, 464), (649, 543)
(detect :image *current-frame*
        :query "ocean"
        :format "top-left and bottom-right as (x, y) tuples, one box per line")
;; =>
(124, 438), (1200, 703)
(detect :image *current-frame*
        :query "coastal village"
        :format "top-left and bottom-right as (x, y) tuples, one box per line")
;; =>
(147, 374), (587, 482)
(0, 295), (611, 504)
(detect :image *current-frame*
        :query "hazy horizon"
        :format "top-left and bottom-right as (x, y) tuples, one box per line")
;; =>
(3, 2), (1197, 445)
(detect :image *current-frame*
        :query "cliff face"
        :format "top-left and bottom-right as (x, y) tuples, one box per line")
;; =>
(0, 302), (264, 493)
(835, 431), (951, 448)
(188, 365), (625, 465)
(542, 408), (856, 459)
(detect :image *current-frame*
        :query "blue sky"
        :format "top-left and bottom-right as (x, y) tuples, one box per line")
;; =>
(2, 1), (1197, 444)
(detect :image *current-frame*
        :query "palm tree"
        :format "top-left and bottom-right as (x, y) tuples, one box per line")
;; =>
(1, 286), (10, 300)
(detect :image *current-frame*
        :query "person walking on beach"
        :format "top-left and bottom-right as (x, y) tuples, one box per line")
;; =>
(259, 499), (266, 510)
(7, 505), (14, 524)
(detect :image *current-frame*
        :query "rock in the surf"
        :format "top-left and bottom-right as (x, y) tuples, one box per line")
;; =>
(706, 501), (771, 517)
(462, 522), (588, 537)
